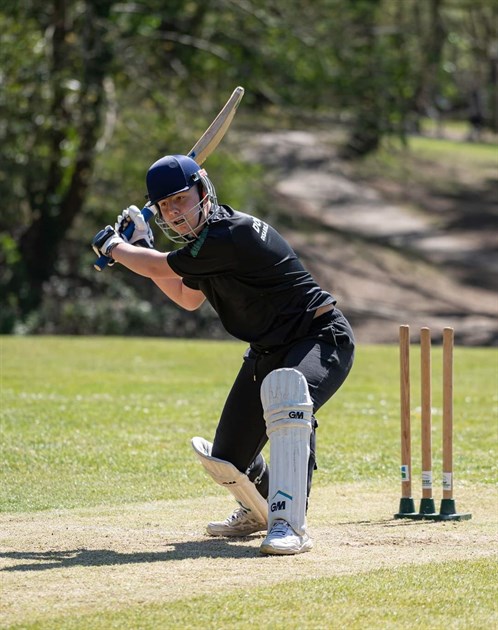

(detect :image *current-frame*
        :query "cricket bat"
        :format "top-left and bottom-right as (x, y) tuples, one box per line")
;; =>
(93, 86), (245, 271)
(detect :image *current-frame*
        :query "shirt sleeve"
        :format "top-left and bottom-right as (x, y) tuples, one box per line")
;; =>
(182, 277), (200, 290)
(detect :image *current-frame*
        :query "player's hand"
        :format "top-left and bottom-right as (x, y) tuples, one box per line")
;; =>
(91, 225), (124, 265)
(115, 205), (155, 249)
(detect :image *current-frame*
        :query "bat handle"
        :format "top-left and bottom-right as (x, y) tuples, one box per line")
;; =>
(93, 205), (155, 271)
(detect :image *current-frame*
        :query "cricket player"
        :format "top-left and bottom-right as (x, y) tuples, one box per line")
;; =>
(92, 155), (355, 555)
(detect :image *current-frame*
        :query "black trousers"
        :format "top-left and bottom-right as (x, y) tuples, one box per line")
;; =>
(211, 308), (355, 498)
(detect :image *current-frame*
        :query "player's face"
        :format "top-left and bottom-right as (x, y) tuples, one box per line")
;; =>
(157, 186), (205, 236)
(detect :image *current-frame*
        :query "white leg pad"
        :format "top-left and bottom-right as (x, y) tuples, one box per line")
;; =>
(261, 368), (313, 535)
(191, 437), (268, 524)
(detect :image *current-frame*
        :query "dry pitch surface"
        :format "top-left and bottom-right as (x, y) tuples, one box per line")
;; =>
(1, 484), (496, 626)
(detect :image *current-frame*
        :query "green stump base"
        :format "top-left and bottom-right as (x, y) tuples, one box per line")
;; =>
(394, 497), (420, 519)
(395, 498), (472, 521)
(424, 498), (472, 521)
(419, 497), (437, 516)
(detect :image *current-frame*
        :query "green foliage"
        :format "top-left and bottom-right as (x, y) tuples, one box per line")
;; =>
(1, 0), (496, 332)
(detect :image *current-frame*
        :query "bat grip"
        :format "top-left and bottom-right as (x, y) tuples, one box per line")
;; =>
(93, 206), (155, 271)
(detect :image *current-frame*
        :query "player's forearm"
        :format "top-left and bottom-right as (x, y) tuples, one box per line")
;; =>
(152, 277), (206, 310)
(111, 243), (205, 310)
(111, 242), (173, 278)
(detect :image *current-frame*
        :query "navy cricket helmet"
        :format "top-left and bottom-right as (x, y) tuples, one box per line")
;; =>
(147, 154), (218, 243)
(146, 155), (202, 204)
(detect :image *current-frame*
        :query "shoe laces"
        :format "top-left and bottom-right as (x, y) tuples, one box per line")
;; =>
(227, 507), (249, 524)
(269, 519), (292, 537)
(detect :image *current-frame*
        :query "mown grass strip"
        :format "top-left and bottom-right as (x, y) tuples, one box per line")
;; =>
(10, 557), (497, 630)
(1, 337), (496, 512)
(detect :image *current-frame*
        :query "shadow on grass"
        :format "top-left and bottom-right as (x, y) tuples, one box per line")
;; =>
(0, 536), (266, 572)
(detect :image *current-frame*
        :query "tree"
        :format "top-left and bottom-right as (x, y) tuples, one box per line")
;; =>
(1, 0), (115, 330)
(1, 0), (493, 333)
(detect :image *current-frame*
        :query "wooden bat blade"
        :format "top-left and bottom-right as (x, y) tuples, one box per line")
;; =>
(187, 86), (244, 165)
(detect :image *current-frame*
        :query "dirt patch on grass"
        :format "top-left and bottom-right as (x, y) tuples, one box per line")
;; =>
(242, 131), (498, 346)
(1, 484), (496, 627)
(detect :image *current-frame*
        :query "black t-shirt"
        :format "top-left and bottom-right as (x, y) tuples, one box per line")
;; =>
(167, 206), (335, 351)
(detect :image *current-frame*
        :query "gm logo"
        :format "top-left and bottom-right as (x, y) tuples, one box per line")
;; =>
(289, 410), (304, 419)
(270, 490), (292, 513)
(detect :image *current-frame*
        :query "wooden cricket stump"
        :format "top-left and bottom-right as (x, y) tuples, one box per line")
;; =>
(394, 325), (417, 517)
(419, 327), (436, 516)
(394, 326), (472, 521)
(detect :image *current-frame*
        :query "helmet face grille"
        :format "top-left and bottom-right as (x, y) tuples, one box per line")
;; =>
(154, 172), (219, 244)
(155, 194), (209, 243)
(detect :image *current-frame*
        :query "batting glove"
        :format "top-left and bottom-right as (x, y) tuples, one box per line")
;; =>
(115, 205), (155, 249)
(91, 225), (124, 264)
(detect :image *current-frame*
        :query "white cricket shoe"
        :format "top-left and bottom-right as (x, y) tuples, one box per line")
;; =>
(259, 519), (313, 555)
(206, 507), (267, 537)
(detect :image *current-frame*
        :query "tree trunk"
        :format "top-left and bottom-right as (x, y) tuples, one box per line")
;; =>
(14, 0), (114, 316)
(341, 0), (383, 158)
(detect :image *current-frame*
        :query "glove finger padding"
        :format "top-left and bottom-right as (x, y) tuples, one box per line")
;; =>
(115, 213), (126, 233)
(115, 205), (154, 248)
(126, 205), (148, 230)
(91, 225), (123, 263)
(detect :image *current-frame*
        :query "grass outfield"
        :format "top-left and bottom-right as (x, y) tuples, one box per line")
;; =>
(1, 336), (497, 628)
(352, 130), (497, 194)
